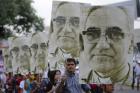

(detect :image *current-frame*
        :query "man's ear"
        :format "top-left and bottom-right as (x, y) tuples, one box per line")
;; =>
(79, 34), (84, 51)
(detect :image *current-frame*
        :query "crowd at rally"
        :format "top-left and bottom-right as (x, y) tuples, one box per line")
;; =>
(1, 0), (140, 93)
(0, 58), (114, 93)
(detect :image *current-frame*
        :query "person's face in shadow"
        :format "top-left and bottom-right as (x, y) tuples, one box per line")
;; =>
(82, 7), (131, 73)
(102, 84), (114, 93)
(53, 3), (80, 51)
(54, 71), (61, 81)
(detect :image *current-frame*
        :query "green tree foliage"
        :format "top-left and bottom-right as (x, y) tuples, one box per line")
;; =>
(0, 0), (44, 39)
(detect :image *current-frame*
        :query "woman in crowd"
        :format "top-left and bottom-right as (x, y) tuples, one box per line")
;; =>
(30, 74), (41, 93)
(47, 70), (61, 93)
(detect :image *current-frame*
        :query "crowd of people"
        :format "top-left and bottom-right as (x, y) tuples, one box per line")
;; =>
(132, 60), (140, 90)
(0, 0), (140, 93)
(0, 58), (115, 93)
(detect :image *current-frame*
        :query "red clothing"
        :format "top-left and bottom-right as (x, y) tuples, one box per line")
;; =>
(17, 78), (22, 85)
(6, 77), (13, 92)
(89, 84), (98, 89)
(16, 78), (23, 93)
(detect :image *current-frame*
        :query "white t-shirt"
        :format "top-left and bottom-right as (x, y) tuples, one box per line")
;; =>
(19, 80), (26, 93)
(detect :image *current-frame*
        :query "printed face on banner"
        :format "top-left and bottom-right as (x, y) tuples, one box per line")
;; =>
(11, 45), (20, 74)
(31, 32), (48, 73)
(84, 7), (131, 72)
(80, 6), (133, 84)
(11, 46), (19, 58)
(20, 45), (31, 71)
(0, 50), (5, 73)
(52, 2), (81, 52)
(3, 48), (12, 72)
(11, 37), (31, 74)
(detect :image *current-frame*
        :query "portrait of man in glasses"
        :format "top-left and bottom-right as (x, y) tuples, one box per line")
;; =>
(10, 37), (31, 74)
(48, 1), (85, 71)
(79, 6), (133, 85)
(49, 1), (82, 58)
(30, 32), (48, 73)
(2, 48), (12, 72)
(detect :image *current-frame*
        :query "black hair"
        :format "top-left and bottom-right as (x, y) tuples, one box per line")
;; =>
(65, 58), (77, 65)
(48, 70), (61, 85)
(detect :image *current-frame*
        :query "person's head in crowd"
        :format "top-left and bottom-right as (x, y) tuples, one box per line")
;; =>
(34, 74), (41, 82)
(65, 58), (77, 74)
(25, 74), (30, 80)
(17, 74), (23, 80)
(50, 2), (81, 56)
(25, 72), (35, 81)
(80, 6), (133, 82)
(28, 73), (35, 81)
(100, 84), (114, 93)
(8, 72), (13, 78)
(48, 70), (61, 85)
(22, 74), (27, 80)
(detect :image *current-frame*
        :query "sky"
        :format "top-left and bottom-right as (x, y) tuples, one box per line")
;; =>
(32, 0), (140, 28)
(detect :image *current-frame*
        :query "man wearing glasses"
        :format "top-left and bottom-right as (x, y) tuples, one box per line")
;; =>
(49, 1), (81, 58)
(10, 37), (31, 74)
(30, 32), (48, 73)
(48, 1), (83, 71)
(79, 6), (133, 85)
